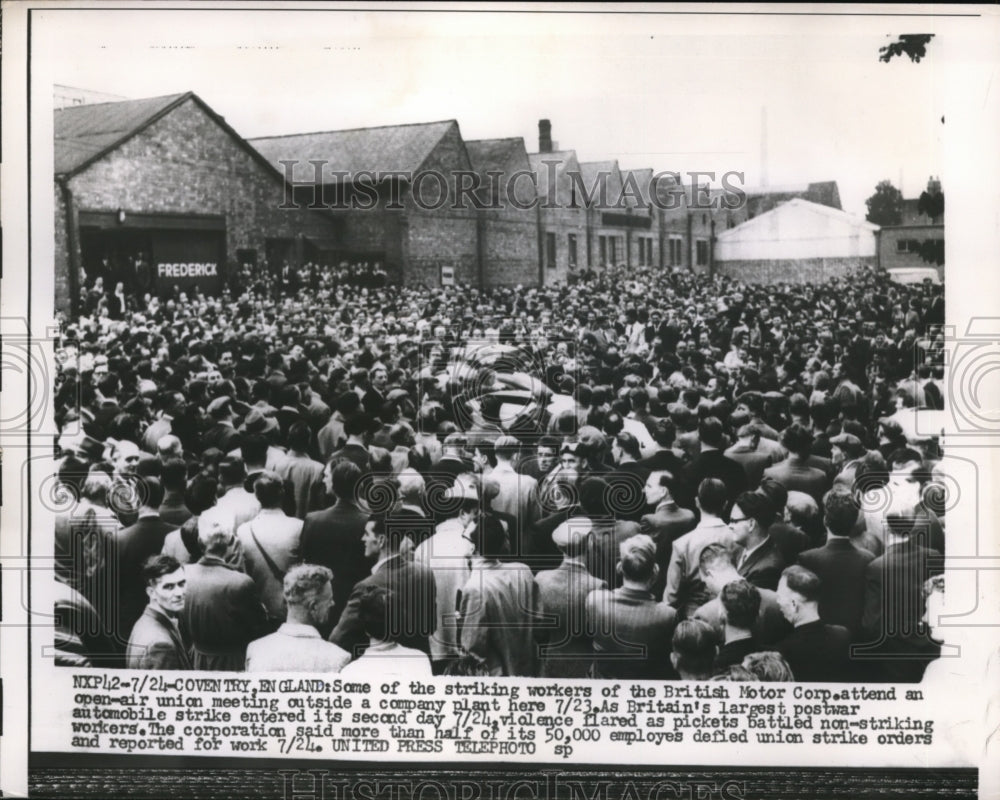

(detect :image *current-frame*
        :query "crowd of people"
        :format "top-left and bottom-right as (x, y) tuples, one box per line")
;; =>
(52, 262), (948, 682)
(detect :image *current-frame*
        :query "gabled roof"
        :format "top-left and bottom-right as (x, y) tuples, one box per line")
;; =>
(527, 149), (577, 175)
(527, 150), (579, 201)
(716, 197), (878, 241)
(621, 168), (654, 208)
(250, 120), (458, 179)
(54, 91), (294, 187)
(577, 160), (620, 185)
(576, 160), (621, 208)
(466, 137), (528, 177)
(54, 93), (188, 175)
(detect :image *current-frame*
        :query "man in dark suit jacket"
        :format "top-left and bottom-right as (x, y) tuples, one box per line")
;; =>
(858, 511), (943, 682)
(797, 487), (875, 638)
(586, 534), (676, 680)
(684, 417), (747, 503)
(330, 510), (437, 659)
(762, 424), (830, 507)
(775, 565), (853, 682)
(126, 554), (192, 670)
(300, 460), (371, 631)
(731, 491), (785, 591)
(581, 477), (641, 589)
(108, 478), (177, 656)
(713, 579), (765, 672)
(362, 365), (389, 418)
(607, 432), (651, 522)
(638, 471), (696, 600)
(535, 521), (607, 678)
(182, 508), (268, 671)
(202, 397), (242, 455)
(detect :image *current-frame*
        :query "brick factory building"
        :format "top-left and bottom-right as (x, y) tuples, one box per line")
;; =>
(528, 145), (588, 285)
(55, 89), (859, 296)
(465, 137), (540, 287)
(251, 120), (481, 288)
(54, 92), (337, 313)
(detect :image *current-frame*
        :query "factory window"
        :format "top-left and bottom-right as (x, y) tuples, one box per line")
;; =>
(669, 235), (683, 266)
(696, 238), (709, 267)
(546, 232), (557, 269)
(568, 234), (577, 268)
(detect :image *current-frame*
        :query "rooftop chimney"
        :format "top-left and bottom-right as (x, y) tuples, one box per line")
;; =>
(539, 119), (552, 154)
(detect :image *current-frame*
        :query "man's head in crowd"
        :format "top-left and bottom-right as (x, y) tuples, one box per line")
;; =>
(137, 476), (165, 515)
(197, 506), (236, 556)
(823, 487), (860, 538)
(780, 424), (814, 459)
(729, 491), (774, 548)
(160, 458), (187, 496)
(695, 478), (728, 518)
(720, 579), (761, 633)
(283, 564), (335, 630)
(253, 471), (285, 511)
(886, 446), (927, 515)
(699, 542), (741, 596)
(776, 565), (822, 627)
(671, 620), (717, 680)
(742, 651), (795, 682)
(327, 459), (363, 504)
(218, 457), (246, 491)
(142, 554), (186, 618)
(617, 534), (658, 589)
(156, 434), (183, 463)
(643, 470), (676, 509)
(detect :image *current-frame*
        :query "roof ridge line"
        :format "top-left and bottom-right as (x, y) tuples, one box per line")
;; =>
(248, 119), (458, 141)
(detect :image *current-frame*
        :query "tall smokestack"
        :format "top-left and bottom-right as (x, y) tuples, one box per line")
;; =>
(539, 119), (552, 154)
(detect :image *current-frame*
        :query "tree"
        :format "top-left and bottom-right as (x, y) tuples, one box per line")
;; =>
(917, 180), (944, 223)
(865, 180), (903, 227)
(879, 34), (935, 64)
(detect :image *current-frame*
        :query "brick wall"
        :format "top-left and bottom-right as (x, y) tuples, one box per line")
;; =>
(539, 207), (588, 284)
(715, 256), (877, 284)
(56, 96), (336, 310)
(478, 145), (539, 288)
(402, 124), (478, 287)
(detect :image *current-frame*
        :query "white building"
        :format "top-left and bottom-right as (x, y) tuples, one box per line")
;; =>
(715, 198), (879, 284)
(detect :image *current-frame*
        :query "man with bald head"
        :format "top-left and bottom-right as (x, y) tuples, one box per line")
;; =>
(182, 507), (268, 671)
(156, 434), (183, 464)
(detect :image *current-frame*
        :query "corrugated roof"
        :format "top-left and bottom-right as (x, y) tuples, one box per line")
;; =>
(250, 120), (457, 179)
(54, 92), (188, 175)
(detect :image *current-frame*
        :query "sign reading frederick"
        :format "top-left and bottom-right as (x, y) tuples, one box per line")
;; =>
(155, 258), (223, 296)
(152, 231), (224, 296)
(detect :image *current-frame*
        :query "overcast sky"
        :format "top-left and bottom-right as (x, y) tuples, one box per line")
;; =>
(36, 6), (966, 216)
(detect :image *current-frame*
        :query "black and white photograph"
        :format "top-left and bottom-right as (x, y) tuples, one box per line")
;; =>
(2, 3), (1000, 799)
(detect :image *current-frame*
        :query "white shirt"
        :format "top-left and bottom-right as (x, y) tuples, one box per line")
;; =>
(340, 641), (432, 679)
